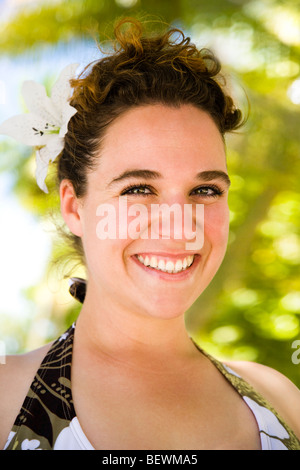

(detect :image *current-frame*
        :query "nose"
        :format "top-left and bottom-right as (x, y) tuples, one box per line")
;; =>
(148, 195), (204, 250)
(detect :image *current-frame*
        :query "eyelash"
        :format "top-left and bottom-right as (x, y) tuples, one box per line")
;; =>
(120, 183), (225, 198)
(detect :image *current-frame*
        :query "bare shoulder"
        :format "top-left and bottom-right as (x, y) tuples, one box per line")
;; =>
(225, 359), (300, 440)
(0, 342), (53, 450)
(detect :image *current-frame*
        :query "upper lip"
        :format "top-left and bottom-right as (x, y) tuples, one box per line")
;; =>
(134, 252), (199, 258)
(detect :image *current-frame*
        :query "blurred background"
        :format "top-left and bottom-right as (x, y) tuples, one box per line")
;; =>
(0, 0), (299, 386)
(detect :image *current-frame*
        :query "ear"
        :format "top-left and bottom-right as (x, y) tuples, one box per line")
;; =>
(60, 179), (83, 237)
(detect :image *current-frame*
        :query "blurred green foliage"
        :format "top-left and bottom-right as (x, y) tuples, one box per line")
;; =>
(0, 0), (299, 386)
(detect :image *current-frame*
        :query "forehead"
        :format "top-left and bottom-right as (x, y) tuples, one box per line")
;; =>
(94, 104), (227, 180)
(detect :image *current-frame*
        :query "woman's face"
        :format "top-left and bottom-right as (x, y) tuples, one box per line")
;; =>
(70, 104), (230, 319)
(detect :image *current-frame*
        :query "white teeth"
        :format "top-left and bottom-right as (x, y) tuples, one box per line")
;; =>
(136, 254), (195, 273)
(165, 261), (174, 272)
(175, 259), (183, 271)
(158, 259), (165, 270)
(187, 255), (193, 266)
(149, 256), (158, 268)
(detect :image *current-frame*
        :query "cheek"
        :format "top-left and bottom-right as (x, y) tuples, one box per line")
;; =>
(81, 202), (130, 271)
(204, 203), (230, 247)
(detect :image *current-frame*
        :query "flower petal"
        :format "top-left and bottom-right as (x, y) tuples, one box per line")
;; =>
(22, 81), (60, 123)
(0, 114), (55, 146)
(51, 63), (79, 119)
(46, 136), (65, 162)
(59, 103), (77, 137)
(35, 136), (64, 192)
(35, 148), (51, 193)
(0, 62), (80, 194)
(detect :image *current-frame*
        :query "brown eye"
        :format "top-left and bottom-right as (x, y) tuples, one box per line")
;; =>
(191, 185), (224, 198)
(121, 184), (153, 196)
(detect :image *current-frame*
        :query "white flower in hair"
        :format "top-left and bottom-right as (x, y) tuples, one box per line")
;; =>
(0, 63), (79, 193)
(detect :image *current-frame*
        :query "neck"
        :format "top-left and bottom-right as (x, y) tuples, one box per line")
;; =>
(74, 281), (196, 365)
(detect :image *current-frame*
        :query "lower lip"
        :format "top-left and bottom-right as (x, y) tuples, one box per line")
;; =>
(131, 254), (201, 281)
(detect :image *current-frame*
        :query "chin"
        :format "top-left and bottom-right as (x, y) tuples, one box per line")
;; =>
(136, 290), (199, 321)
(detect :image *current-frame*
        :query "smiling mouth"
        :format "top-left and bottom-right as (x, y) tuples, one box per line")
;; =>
(135, 254), (196, 274)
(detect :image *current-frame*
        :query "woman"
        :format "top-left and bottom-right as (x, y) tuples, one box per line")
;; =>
(0, 19), (300, 451)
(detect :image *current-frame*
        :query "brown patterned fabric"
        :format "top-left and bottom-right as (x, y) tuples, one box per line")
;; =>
(5, 324), (76, 450)
(4, 323), (300, 450)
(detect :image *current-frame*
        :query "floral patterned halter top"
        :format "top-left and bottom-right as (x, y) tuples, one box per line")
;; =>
(4, 280), (300, 450)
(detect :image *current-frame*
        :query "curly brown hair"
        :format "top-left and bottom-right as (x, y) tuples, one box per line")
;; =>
(56, 17), (244, 268)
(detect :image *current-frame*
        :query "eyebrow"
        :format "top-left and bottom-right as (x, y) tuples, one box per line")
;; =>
(107, 169), (231, 188)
